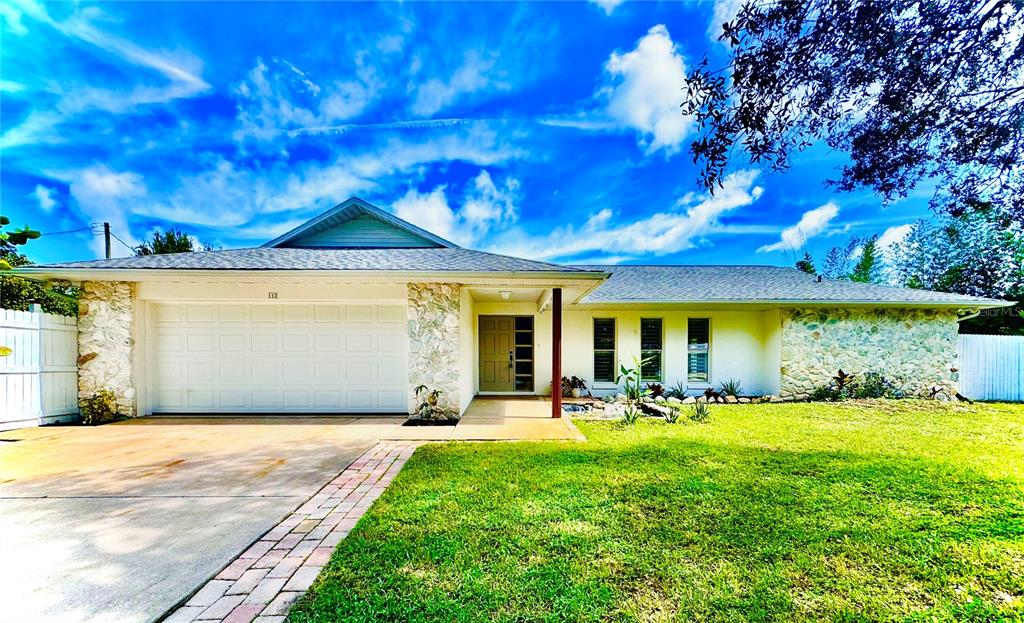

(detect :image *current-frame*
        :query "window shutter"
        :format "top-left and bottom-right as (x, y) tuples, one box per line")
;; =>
(593, 318), (616, 383)
(594, 319), (615, 350)
(640, 318), (662, 350)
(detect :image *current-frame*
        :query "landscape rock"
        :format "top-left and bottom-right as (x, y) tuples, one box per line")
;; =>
(667, 397), (682, 404)
(682, 396), (696, 404)
(724, 395), (738, 404)
(640, 402), (671, 417)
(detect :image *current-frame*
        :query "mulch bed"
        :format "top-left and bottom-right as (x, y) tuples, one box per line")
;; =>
(402, 419), (459, 427)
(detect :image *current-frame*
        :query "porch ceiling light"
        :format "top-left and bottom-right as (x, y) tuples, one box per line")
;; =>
(499, 290), (512, 300)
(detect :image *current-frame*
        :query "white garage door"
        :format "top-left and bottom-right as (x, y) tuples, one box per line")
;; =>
(150, 303), (408, 413)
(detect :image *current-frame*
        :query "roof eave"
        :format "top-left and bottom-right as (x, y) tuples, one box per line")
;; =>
(13, 266), (609, 283)
(575, 298), (1012, 309)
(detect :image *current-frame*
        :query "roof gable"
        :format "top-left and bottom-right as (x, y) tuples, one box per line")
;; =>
(263, 197), (457, 249)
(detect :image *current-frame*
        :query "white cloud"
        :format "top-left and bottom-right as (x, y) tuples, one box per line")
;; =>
(233, 57), (381, 142)
(757, 202), (840, 253)
(410, 51), (506, 117)
(393, 187), (457, 242)
(31, 185), (57, 212)
(708, 0), (743, 40)
(603, 24), (691, 155)
(490, 169), (763, 261)
(46, 126), (522, 254)
(0, 2), (209, 149)
(391, 169), (520, 246)
(590, 0), (626, 15)
(67, 165), (147, 257)
(876, 223), (913, 260)
(461, 170), (520, 238)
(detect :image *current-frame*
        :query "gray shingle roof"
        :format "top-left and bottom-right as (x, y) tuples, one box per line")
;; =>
(40, 247), (591, 273)
(570, 264), (1009, 306)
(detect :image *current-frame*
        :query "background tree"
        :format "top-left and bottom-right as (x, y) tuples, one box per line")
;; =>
(0, 216), (77, 316)
(684, 0), (1024, 221)
(0, 215), (40, 269)
(795, 252), (816, 275)
(849, 235), (880, 283)
(819, 238), (861, 281)
(135, 228), (205, 256)
(889, 206), (1023, 334)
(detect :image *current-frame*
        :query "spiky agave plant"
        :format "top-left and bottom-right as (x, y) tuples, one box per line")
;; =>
(690, 401), (711, 422)
(664, 407), (682, 424)
(720, 378), (742, 397)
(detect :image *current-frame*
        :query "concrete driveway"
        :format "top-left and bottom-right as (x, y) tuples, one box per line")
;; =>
(0, 418), (380, 623)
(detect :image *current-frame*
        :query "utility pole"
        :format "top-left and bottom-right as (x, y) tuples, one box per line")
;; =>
(103, 222), (111, 259)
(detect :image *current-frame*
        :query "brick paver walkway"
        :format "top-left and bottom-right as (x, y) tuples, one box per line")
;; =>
(163, 441), (419, 623)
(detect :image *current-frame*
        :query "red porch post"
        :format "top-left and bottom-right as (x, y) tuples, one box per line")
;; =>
(551, 287), (562, 418)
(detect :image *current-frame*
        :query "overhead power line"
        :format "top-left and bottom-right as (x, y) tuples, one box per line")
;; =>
(40, 226), (94, 237)
(108, 230), (136, 253)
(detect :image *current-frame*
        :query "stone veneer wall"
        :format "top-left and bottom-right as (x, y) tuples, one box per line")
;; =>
(78, 281), (136, 417)
(780, 307), (960, 400)
(407, 283), (461, 416)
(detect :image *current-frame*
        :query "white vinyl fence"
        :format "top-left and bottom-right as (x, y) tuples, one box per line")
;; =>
(1, 306), (79, 430)
(958, 334), (1024, 402)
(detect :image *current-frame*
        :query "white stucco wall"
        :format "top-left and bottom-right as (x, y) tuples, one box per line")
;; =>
(560, 308), (779, 397)
(761, 308), (783, 396)
(458, 287), (475, 414)
(466, 304), (779, 398)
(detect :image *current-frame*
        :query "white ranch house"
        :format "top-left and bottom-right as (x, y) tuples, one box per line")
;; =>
(17, 197), (1011, 419)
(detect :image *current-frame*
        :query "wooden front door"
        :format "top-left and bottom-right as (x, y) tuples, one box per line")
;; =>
(479, 316), (514, 391)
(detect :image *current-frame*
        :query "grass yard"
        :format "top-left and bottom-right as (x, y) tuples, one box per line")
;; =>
(291, 402), (1024, 622)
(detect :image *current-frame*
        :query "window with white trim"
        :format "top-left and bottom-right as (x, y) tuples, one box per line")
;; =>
(640, 318), (663, 381)
(593, 318), (616, 383)
(687, 318), (710, 384)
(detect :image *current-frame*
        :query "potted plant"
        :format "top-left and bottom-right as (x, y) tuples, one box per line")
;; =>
(560, 375), (587, 398)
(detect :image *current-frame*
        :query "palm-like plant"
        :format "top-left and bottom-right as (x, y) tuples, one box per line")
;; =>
(413, 385), (448, 420)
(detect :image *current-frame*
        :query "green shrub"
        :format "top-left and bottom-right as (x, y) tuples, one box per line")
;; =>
(812, 370), (900, 401)
(854, 372), (900, 399)
(80, 389), (119, 425)
(664, 407), (681, 424)
(690, 401), (711, 422)
(720, 378), (742, 397)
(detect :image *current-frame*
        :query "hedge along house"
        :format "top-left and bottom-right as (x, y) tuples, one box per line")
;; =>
(18, 197), (1011, 419)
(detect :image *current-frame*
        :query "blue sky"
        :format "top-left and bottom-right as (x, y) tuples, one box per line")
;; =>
(1, 0), (928, 266)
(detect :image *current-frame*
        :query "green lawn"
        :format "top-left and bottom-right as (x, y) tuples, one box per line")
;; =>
(291, 402), (1024, 622)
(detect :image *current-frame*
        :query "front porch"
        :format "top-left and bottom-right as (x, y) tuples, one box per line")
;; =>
(455, 397), (585, 441)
